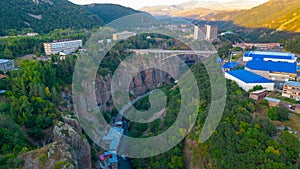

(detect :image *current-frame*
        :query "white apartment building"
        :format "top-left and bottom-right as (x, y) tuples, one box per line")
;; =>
(194, 25), (218, 41)
(44, 40), (83, 55)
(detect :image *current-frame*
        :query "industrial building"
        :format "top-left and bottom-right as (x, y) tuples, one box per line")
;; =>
(194, 25), (218, 41)
(225, 70), (274, 91)
(282, 81), (300, 101)
(43, 40), (82, 55)
(245, 60), (297, 81)
(112, 31), (136, 40)
(242, 51), (297, 63)
(0, 59), (14, 72)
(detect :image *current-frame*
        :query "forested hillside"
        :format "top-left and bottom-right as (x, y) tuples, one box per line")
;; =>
(0, 0), (103, 35)
(84, 4), (140, 24)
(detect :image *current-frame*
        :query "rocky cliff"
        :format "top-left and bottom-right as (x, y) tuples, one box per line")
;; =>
(95, 68), (173, 110)
(19, 113), (92, 169)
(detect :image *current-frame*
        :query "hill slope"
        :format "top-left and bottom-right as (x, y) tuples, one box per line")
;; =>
(0, 0), (103, 35)
(229, 0), (300, 32)
(84, 4), (140, 24)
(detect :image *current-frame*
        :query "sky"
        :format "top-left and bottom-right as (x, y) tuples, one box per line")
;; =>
(68, 0), (268, 10)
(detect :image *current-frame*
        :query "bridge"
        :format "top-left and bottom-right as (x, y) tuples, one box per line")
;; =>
(129, 49), (218, 63)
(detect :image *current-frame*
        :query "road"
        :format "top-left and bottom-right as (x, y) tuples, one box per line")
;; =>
(117, 92), (151, 169)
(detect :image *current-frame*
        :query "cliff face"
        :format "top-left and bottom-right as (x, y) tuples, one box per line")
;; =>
(19, 113), (92, 169)
(19, 141), (77, 169)
(95, 68), (172, 110)
(53, 114), (92, 169)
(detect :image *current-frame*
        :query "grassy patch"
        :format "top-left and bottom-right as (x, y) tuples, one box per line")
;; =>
(273, 114), (300, 138)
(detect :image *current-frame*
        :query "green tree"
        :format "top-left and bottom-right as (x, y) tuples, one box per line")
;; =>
(267, 107), (278, 120)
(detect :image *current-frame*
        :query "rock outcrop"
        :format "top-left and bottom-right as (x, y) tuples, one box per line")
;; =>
(53, 114), (92, 169)
(19, 141), (77, 169)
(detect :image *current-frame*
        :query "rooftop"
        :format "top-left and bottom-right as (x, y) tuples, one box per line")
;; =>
(246, 60), (297, 74)
(250, 89), (267, 94)
(102, 127), (124, 151)
(223, 62), (238, 69)
(0, 59), (11, 64)
(226, 70), (273, 83)
(244, 51), (296, 60)
(284, 81), (300, 87)
(0, 74), (6, 79)
(265, 97), (281, 103)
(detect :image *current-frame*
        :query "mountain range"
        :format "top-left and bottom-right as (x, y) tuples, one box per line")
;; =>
(141, 0), (300, 32)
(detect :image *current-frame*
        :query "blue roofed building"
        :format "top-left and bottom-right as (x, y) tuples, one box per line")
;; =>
(245, 60), (297, 82)
(243, 51), (296, 63)
(222, 62), (238, 72)
(225, 70), (274, 91)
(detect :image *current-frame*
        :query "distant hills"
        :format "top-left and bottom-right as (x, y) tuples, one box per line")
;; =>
(84, 4), (140, 24)
(141, 0), (300, 33)
(140, 0), (265, 17)
(0, 0), (139, 35)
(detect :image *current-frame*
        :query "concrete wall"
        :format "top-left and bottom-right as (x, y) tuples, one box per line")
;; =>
(225, 72), (274, 91)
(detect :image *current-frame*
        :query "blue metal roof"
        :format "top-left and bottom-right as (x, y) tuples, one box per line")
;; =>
(284, 81), (300, 87)
(223, 62), (238, 69)
(246, 60), (297, 74)
(226, 70), (273, 83)
(244, 51), (295, 60)
(264, 97), (281, 103)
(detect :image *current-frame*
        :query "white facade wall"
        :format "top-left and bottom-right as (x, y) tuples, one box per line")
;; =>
(44, 40), (82, 55)
(225, 72), (274, 91)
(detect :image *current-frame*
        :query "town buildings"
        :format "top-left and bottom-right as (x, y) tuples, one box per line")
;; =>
(112, 31), (136, 40)
(233, 43), (281, 50)
(194, 25), (218, 41)
(43, 40), (83, 55)
(0, 59), (14, 72)
(282, 81), (300, 101)
(225, 70), (274, 91)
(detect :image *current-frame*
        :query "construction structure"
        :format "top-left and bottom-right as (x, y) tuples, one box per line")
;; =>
(242, 51), (296, 63)
(282, 81), (300, 101)
(113, 31), (136, 40)
(249, 89), (268, 100)
(43, 40), (82, 55)
(233, 43), (281, 50)
(245, 60), (297, 82)
(225, 70), (274, 91)
(194, 24), (218, 41)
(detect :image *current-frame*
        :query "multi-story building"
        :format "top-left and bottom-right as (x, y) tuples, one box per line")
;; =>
(112, 31), (136, 40)
(242, 51), (296, 63)
(282, 81), (300, 101)
(0, 59), (14, 72)
(245, 60), (297, 82)
(194, 25), (218, 41)
(43, 40), (83, 55)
